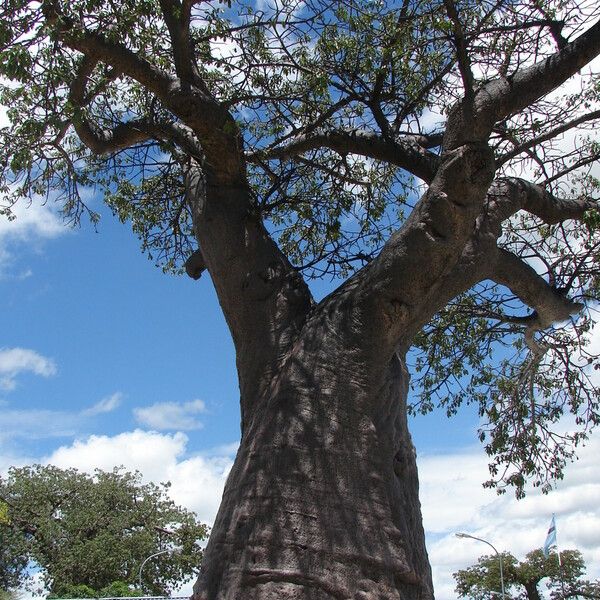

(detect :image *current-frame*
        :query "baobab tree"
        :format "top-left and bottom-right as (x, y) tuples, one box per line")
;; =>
(454, 548), (600, 600)
(1, 0), (600, 598)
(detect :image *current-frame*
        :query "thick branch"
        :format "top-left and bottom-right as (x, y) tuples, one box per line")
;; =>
(248, 131), (440, 183)
(485, 177), (597, 229)
(73, 119), (153, 154)
(478, 17), (600, 125)
(184, 160), (314, 427)
(517, 179), (597, 223)
(158, 0), (200, 86)
(490, 248), (582, 329)
(69, 60), (205, 157)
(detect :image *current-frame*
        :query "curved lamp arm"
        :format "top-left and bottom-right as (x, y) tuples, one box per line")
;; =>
(456, 532), (506, 600)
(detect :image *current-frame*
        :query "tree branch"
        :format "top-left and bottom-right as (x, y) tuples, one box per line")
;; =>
(497, 109), (600, 165)
(486, 177), (597, 227)
(42, 1), (174, 99)
(68, 57), (205, 157)
(516, 179), (597, 223)
(478, 16), (600, 125)
(444, 0), (475, 99)
(247, 131), (440, 183)
(158, 0), (202, 87)
(68, 56), (150, 152)
(490, 248), (582, 330)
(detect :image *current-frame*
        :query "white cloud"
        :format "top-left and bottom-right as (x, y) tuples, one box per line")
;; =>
(0, 347), (56, 391)
(45, 430), (235, 524)
(420, 434), (600, 600)
(0, 200), (66, 240)
(0, 198), (68, 276)
(81, 391), (123, 416)
(133, 399), (207, 431)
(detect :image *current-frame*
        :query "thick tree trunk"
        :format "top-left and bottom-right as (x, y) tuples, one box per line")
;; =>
(524, 581), (542, 600)
(185, 134), (495, 600)
(192, 314), (433, 600)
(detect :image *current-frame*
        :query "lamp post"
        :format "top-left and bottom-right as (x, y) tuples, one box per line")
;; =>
(138, 546), (182, 594)
(456, 532), (506, 600)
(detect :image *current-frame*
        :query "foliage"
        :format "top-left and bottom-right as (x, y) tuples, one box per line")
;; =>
(454, 548), (600, 600)
(0, 0), (599, 500)
(47, 581), (143, 598)
(0, 466), (208, 596)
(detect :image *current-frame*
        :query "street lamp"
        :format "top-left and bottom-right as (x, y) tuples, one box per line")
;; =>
(456, 532), (506, 600)
(138, 546), (183, 594)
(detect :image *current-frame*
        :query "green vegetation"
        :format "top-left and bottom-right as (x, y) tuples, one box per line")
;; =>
(0, 465), (207, 596)
(454, 548), (600, 600)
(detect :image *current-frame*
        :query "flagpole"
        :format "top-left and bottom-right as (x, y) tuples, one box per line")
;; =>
(554, 518), (566, 600)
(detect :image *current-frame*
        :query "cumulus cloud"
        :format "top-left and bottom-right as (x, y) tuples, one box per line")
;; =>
(45, 429), (235, 524)
(133, 399), (207, 431)
(0, 347), (57, 391)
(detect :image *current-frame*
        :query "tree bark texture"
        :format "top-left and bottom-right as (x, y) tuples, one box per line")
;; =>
(193, 332), (432, 600)
(187, 171), (437, 600)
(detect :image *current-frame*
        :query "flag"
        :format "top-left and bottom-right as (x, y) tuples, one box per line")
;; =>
(543, 515), (557, 557)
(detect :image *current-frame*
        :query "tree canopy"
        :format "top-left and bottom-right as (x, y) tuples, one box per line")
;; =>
(0, 465), (208, 596)
(454, 548), (600, 600)
(2, 0), (600, 597)
(1, 0), (599, 498)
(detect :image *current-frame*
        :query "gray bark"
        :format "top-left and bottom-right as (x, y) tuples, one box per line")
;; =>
(193, 314), (432, 600)
(185, 165), (434, 599)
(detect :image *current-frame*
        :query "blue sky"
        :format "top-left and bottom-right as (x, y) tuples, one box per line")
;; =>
(1, 192), (599, 599)
(0, 196), (479, 461)
(1, 202), (240, 454)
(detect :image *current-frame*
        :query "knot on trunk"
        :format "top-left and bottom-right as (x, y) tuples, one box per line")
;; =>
(185, 248), (206, 280)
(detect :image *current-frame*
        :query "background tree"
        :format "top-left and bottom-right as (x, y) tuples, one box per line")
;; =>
(0, 591), (23, 600)
(1, 498), (27, 594)
(0, 465), (208, 596)
(47, 581), (144, 599)
(454, 548), (600, 600)
(1, 0), (600, 598)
